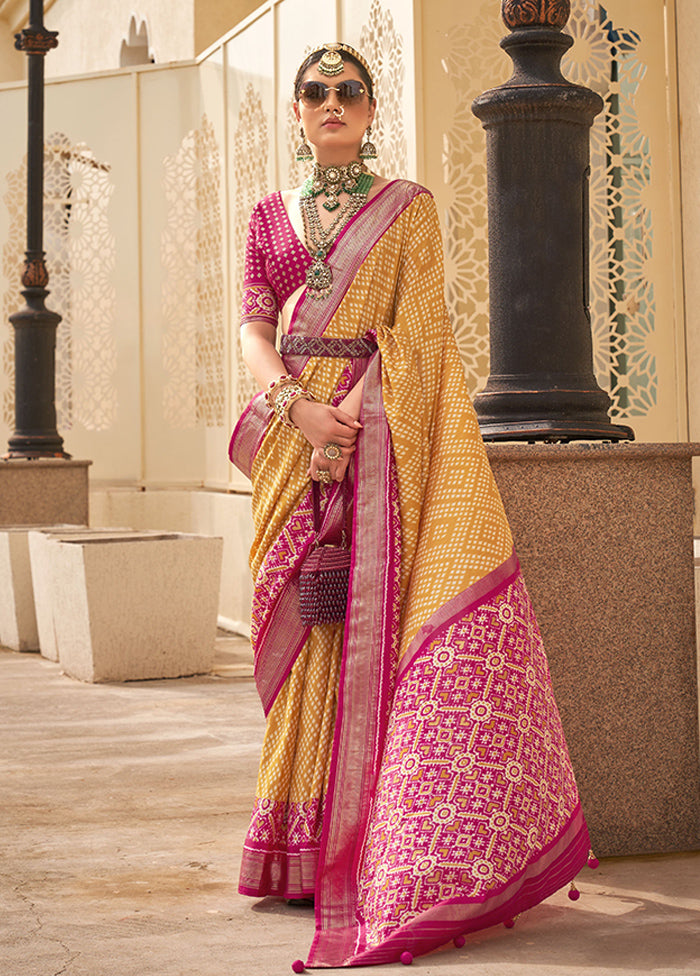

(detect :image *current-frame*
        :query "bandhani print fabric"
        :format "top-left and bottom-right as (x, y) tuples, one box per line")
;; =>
(230, 180), (591, 968)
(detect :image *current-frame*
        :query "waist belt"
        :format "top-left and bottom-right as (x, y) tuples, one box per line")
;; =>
(280, 335), (378, 358)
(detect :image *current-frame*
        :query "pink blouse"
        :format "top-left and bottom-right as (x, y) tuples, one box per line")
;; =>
(240, 192), (311, 328)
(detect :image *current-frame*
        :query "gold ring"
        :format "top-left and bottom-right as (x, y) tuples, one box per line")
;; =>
(317, 470), (333, 484)
(323, 442), (342, 461)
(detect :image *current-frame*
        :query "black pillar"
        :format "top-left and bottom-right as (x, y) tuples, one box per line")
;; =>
(5, 0), (69, 459)
(471, 0), (633, 442)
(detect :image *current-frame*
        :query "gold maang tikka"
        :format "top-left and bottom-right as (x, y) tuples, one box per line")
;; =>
(313, 43), (374, 90)
(317, 47), (344, 77)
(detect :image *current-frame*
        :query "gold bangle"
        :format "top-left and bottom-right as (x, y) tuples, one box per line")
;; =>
(265, 374), (298, 408)
(273, 383), (303, 418)
(274, 386), (316, 428)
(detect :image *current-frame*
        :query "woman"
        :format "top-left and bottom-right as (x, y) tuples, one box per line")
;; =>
(230, 42), (593, 969)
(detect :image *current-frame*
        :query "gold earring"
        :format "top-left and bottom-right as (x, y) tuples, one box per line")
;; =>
(359, 125), (377, 161)
(295, 125), (313, 163)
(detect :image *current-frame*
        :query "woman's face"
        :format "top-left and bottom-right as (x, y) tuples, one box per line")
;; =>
(294, 60), (376, 164)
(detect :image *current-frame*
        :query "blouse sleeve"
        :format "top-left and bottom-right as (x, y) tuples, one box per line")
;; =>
(240, 207), (279, 328)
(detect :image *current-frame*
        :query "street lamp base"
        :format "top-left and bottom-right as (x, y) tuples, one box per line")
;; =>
(477, 419), (635, 442)
(4, 432), (71, 460)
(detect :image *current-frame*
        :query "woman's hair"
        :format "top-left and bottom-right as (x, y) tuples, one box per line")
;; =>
(294, 45), (374, 100)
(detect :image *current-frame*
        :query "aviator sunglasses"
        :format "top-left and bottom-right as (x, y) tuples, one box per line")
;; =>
(298, 80), (367, 107)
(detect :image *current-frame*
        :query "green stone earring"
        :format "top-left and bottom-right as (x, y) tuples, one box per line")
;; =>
(295, 126), (313, 163)
(359, 125), (378, 161)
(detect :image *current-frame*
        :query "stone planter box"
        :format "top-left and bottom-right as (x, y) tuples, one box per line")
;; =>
(0, 525), (86, 652)
(29, 530), (223, 682)
(28, 528), (144, 662)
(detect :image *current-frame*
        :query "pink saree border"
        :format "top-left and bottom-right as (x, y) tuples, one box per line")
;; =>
(397, 548), (521, 682)
(308, 354), (401, 964)
(254, 571), (311, 716)
(306, 484), (589, 965)
(252, 478), (348, 715)
(228, 391), (272, 480)
(344, 803), (590, 967)
(239, 797), (323, 899)
(238, 848), (318, 900)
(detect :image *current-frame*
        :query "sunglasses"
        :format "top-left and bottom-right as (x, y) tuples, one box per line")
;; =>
(298, 80), (367, 107)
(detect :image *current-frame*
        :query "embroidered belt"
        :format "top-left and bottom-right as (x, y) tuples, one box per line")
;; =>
(280, 335), (378, 358)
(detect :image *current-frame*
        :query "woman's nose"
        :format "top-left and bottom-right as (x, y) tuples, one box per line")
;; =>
(324, 87), (341, 110)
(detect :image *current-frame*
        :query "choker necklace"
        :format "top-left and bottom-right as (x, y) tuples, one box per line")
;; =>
(300, 162), (374, 300)
(308, 160), (369, 212)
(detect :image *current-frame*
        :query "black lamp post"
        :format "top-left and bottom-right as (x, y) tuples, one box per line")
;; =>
(5, 0), (69, 459)
(471, 0), (633, 442)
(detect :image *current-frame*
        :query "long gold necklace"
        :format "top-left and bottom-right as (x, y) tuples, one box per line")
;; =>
(300, 162), (374, 300)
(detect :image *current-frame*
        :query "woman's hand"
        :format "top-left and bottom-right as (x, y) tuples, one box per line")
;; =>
(290, 399), (361, 482)
(308, 446), (352, 483)
(290, 399), (361, 451)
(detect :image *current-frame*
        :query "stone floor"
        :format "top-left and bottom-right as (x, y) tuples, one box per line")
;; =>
(1, 637), (699, 976)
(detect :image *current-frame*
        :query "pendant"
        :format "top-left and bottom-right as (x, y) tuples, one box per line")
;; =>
(323, 194), (340, 212)
(306, 252), (333, 299)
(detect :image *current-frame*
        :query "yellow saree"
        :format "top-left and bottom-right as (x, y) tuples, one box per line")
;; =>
(230, 181), (591, 967)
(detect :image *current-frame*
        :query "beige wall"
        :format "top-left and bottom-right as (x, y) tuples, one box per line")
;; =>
(675, 0), (700, 530)
(43, 0), (195, 76)
(32, 0), (256, 78)
(195, 0), (260, 55)
(0, 0), (691, 468)
(420, 0), (688, 444)
(677, 0), (700, 442)
(0, 18), (23, 82)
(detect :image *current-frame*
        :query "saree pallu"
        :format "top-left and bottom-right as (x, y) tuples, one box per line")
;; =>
(230, 181), (590, 967)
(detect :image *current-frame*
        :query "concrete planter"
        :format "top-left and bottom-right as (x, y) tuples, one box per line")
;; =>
(28, 528), (140, 662)
(29, 530), (223, 682)
(0, 527), (41, 651)
(0, 525), (86, 652)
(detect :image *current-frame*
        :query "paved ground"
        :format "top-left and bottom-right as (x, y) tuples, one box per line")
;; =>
(2, 637), (699, 976)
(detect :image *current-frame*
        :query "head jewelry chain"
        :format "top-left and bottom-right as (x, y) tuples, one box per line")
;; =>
(296, 42), (374, 93)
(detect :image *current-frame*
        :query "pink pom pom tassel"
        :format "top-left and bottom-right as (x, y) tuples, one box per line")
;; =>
(291, 961), (305, 974)
(400, 950), (414, 965)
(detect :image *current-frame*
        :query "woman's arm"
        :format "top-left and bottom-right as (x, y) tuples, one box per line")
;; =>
(240, 319), (287, 389)
(337, 375), (365, 421)
(240, 320), (362, 481)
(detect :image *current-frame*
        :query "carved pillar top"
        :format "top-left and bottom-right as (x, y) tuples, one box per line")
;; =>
(502, 0), (571, 31)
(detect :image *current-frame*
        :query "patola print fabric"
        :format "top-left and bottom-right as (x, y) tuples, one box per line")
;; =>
(230, 181), (590, 967)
